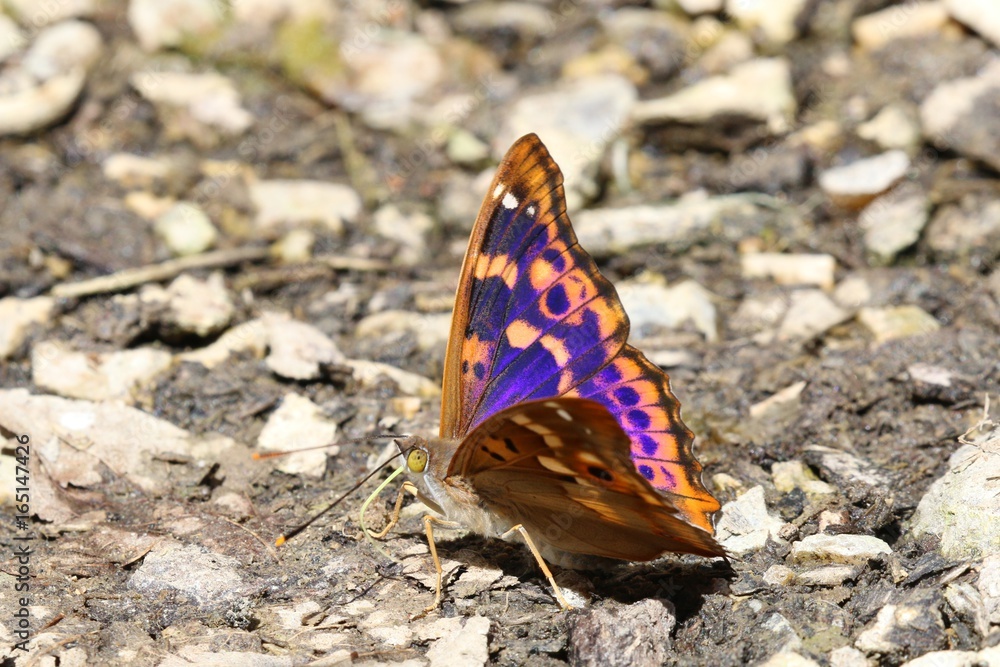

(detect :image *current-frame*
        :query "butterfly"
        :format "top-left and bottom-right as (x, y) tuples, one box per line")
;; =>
(381, 133), (724, 613)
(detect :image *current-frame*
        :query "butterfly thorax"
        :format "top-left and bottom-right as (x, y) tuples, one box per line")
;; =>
(398, 435), (513, 539)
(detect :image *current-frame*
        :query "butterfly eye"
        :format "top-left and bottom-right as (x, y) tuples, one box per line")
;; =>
(406, 449), (429, 473)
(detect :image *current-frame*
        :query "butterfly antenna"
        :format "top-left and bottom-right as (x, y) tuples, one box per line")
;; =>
(272, 437), (406, 546)
(252, 434), (396, 460)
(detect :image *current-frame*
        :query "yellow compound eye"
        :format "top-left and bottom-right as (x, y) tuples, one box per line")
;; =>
(406, 449), (428, 473)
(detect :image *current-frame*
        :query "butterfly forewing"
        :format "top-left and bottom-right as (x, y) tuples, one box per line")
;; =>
(441, 137), (628, 438)
(442, 133), (720, 535)
(449, 398), (724, 559)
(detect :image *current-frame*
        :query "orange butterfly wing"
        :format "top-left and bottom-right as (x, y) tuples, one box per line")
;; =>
(441, 133), (720, 535)
(450, 397), (724, 559)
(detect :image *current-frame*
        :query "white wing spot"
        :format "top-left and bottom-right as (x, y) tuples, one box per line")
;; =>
(543, 434), (565, 448)
(538, 455), (575, 475)
(493, 183), (505, 199)
(511, 413), (531, 426)
(502, 192), (519, 210)
(526, 205), (536, 216)
(527, 422), (553, 436)
(556, 409), (573, 422)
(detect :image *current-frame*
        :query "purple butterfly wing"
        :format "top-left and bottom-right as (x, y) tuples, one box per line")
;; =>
(441, 134), (720, 532)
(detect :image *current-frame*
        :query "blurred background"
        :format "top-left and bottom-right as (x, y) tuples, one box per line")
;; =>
(2, 0), (1000, 665)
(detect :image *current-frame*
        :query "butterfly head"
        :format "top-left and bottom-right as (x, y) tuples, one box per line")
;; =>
(395, 435), (430, 476)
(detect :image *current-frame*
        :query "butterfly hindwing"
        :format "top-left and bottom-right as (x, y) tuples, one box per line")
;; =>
(441, 133), (720, 534)
(449, 397), (724, 559)
(569, 347), (721, 532)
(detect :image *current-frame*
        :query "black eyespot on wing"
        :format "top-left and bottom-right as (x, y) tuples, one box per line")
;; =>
(503, 437), (518, 453)
(480, 445), (505, 462)
(588, 466), (614, 483)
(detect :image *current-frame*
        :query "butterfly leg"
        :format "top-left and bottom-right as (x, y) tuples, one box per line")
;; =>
(368, 481), (419, 539)
(415, 514), (462, 618)
(500, 524), (573, 611)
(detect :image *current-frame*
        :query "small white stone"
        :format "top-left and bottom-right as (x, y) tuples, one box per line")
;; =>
(345, 360), (440, 398)
(250, 180), (362, 234)
(818, 510), (850, 533)
(497, 75), (637, 210)
(900, 650), (982, 667)
(805, 445), (888, 487)
(0, 68), (86, 136)
(756, 652), (819, 667)
(855, 605), (899, 653)
(0, 296), (54, 359)
(446, 129), (491, 165)
(154, 201), (218, 256)
(31, 341), (172, 401)
(716, 485), (788, 556)
(771, 460), (836, 496)
(857, 104), (920, 151)
(944, 582), (990, 637)
(763, 564), (796, 586)
(730, 294), (788, 336)
(103, 153), (173, 187)
(676, 0), (724, 14)
(789, 534), (892, 565)
(829, 645), (872, 667)
(741, 253), (836, 290)
(926, 199), (1000, 256)
(777, 289), (852, 341)
(164, 273), (234, 337)
(372, 205), (433, 266)
(819, 150), (910, 205)
(750, 382), (807, 422)
(263, 312), (345, 381)
(852, 3), (950, 50)
(22, 20), (102, 80)
(131, 70), (253, 136)
(129, 543), (245, 610)
(574, 191), (759, 255)
(331, 33), (444, 130)
(943, 0), (1000, 48)
(832, 276), (872, 309)
(617, 279), (718, 342)
(128, 0), (224, 52)
(273, 228), (315, 264)
(908, 363), (953, 387)
(424, 616), (490, 667)
(633, 58), (795, 133)
(760, 613), (804, 655)
(859, 186), (930, 264)
(177, 319), (268, 368)
(977, 555), (1000, 625)
(911, 425), (1000, 560)
(857, 305), (940, 343)
(452, 565), (504, 599)
(795, 565), (858, 586)
(0, 15), (26, 61)
(257, 393), (338, 477)
(232, 0), (334, 25)
(726, 0), (811, 45)
(354, 310), (451, 352)
(920, 61), (1000, 172)
(6, 0), (96, 25)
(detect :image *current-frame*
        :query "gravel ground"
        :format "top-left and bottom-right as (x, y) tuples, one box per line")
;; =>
(1, 1), (1000, 666)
